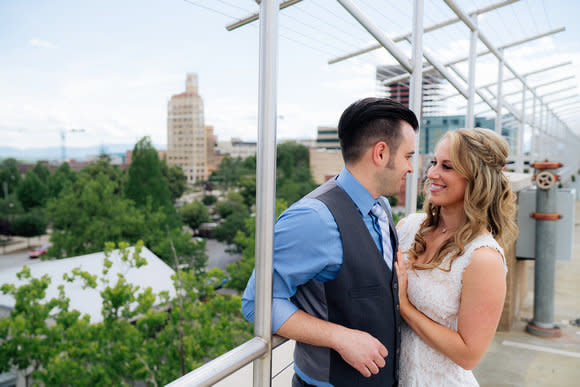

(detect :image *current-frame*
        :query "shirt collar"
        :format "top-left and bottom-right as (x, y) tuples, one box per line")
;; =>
(335, 166), (378, 216)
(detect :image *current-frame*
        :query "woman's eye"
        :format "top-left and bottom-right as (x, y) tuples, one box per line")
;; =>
(429, 160), (437, 166)
(442, 164), (453, 170)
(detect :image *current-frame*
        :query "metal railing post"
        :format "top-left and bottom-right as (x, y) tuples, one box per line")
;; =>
(405, 0), (424, 216)
(495, 49), (504, 134)
(531, 89), (537, 160)
(516, 80), (526, 172)
(466, 13), (478, 129)
(254, 0), (279, 385)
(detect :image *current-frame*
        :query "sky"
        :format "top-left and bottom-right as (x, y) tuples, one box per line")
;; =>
(1, 0), (579, 152)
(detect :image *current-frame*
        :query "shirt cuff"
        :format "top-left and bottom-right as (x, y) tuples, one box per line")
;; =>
(272, 298), (299, 333)
(241, 297), (299, 334)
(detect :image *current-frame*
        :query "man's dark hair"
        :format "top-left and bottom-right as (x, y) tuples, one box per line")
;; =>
(338, 97), (419, 163)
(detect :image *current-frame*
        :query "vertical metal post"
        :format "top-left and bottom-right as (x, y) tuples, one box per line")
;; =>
(254, 0), (279, 385)
(495, 49), (504, 134)
(405, 0), (424, 216)
(539, 102), (545, 159)
(466, 13), (478, 129)
(531, 90), (537, 160)
(516, 80), (526, 173)
(527, 162), (562, 337)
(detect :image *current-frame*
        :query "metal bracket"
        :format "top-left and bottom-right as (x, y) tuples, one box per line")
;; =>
(531, 212), (562, 221)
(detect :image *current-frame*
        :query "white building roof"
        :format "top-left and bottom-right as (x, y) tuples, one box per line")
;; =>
(0, 246), (176, 323)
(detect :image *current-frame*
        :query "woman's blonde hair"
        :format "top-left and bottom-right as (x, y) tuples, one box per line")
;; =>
(409, 128), (519, 271)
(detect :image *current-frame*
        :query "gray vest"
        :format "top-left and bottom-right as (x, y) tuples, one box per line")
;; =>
(292, 179), (401, 386)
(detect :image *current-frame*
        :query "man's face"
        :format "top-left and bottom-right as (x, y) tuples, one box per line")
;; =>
(377, 122), (416, 196)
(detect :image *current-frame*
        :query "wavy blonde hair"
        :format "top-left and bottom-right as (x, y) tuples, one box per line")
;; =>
(409, 128), (519, 271)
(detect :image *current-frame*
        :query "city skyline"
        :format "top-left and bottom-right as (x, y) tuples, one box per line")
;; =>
(1, 0), (579, 150)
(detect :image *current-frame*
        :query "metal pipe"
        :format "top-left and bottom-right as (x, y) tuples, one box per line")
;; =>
(517, 81), (526, 172)
(405, 0), (424, 216)
(254, 0), (279, 384)
(464, 76), (576, 110)
(381, 27), (563, 87)
(446, 27), (565, 67)
(329, 0), (519, 65)
(166, 337), (268, 387)
(495, 49), (504, 134)
(226, 0), (302, 31)
(543, 94), (580, 106)
(440, 62), (572, 101)
(538, 103), (545, 158)
(336, 0), (411, 72)
(466, 13), (478, 129)
(527, 163), (562, 337)
(531, 90), (537, 159)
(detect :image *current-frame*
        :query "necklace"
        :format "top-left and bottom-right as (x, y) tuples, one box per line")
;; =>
(439, 220), (453, 233)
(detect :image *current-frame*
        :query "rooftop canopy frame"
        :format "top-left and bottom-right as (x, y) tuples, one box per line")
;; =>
(168, 1), (580, 385)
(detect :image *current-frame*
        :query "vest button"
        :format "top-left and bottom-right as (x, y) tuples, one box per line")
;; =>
(394, 283), (398, 289)
(396, 304), (400, 311)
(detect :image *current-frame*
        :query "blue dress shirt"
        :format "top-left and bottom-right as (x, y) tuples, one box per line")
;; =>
(241, 167), (392, 386)
(241, 166), (392, 332)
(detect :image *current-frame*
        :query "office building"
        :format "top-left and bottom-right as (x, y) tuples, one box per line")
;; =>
(167, 73), (207, 184)
(376, 65), (444, 116)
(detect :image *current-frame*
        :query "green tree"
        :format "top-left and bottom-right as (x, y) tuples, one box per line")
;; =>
(0, 158), (22, 196)
(17, 170), (49, 210)
(32, 161), (51, 185)
(47, 173), (145, 258)
(215, 157), (244, 190)
(81, 157), (125, 194)
(214, 208), (250, 246)
(202, 194), (217, 205)
(215, 191), (246, 219)
(10, 211), (47, 242)
(125, 137), (173, 215)
(226, 198), (288, 291)
(0, 242), (252, 386)
(48, 162), (76, 198)
(180, 201), (210, 231)
(239, 175), (256, 208)
(275, 142), (317, 204)
(162, 162), (187, 202)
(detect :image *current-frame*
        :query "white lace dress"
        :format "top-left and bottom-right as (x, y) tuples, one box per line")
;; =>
(396, 213), (506, 387)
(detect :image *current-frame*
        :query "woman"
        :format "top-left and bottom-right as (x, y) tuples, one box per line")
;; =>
(394, 128), (518, 386)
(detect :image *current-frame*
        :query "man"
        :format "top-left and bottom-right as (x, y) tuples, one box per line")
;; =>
(242, 98), (418, 386)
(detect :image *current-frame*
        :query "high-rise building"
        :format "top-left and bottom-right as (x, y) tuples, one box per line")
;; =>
(315, 126), (340, 149)
(167, 74), (207, 184)
(420, 115), (516, 156)
(376, 65), (444, 116)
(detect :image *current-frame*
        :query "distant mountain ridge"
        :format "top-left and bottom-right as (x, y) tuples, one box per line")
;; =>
(0, 144), (167, 162)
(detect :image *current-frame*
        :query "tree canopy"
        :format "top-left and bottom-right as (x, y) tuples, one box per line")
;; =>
(125, 137), (173, 215)
(0, 243), (252, 385)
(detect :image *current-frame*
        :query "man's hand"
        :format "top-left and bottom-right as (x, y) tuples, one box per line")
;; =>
(277, 310), (388, 378)
(333, 328), (388, 378)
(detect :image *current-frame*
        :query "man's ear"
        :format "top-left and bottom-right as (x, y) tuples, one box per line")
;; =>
(372, 141), (390, 166)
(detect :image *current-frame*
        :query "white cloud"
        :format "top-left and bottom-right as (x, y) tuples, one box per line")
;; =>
(28, 39), (57, 49)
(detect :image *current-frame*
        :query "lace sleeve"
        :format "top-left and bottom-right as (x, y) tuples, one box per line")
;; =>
(454, 234), (508, 276)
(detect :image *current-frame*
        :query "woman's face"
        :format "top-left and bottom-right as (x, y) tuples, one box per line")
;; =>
(427, 138), (467, 209)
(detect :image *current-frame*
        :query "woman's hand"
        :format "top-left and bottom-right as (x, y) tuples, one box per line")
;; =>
(394, 248), (410, 312)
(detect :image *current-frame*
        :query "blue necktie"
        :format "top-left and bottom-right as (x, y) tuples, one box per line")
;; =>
(370, 202), (393, 270)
